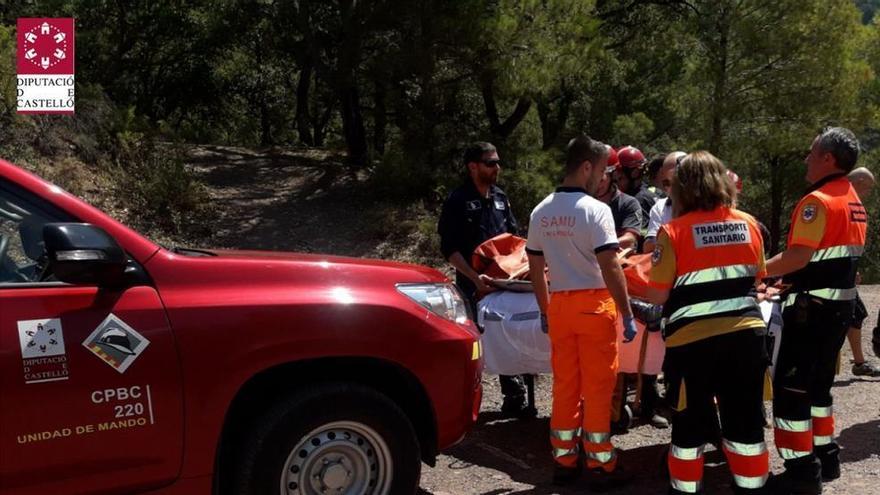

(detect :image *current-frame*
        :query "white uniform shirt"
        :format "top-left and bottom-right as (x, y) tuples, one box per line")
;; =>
(526, 187), (619, 292)
(646, 197), (673, 240)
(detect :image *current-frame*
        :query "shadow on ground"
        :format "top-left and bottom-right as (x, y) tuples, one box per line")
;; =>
(838, 419), (880, 464)
(427, 413), (742, 495)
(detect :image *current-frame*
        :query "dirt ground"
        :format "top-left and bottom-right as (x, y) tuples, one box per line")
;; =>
(186, 146), (880, 495)
(419, 288), (880, 495)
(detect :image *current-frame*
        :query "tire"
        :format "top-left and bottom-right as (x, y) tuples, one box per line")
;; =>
(234, 382), (421, 495)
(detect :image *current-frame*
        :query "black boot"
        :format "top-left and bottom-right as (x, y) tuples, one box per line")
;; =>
(586, 462), (634, 492)
(732, 482), (771, 495)
(500, 375), (533, 418)
(641, 375), (670, 428)
(767, 456), (822, 495)
(552, 463), (580, 485)
(668, 483), (703, 495)
(814, 443), (841, 481)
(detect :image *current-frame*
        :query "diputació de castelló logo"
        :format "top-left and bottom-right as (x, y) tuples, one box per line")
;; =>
(17, 18), (75, 115)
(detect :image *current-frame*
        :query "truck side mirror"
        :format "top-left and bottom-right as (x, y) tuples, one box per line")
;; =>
(43, 223), (128, 287)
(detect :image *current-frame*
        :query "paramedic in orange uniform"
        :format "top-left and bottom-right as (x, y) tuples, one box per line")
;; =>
(765, 127), (867, 494)
(647, 151), (770, 495)
(526, 134), (637, 489)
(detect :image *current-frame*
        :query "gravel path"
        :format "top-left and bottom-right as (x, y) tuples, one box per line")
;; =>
(420, 286), (880, 494)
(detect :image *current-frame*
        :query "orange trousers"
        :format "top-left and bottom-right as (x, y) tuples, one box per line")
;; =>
(547, 289), (619, 471)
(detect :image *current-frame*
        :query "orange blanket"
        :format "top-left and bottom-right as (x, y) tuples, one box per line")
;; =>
(472, 233), (653, 298)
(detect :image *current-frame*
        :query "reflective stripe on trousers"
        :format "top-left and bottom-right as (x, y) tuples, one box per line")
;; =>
(584, 431), (610, 444)
(670, 479), (703, 493)
(585, 449), (615, 464)
(812, 405), (834, 446)
(550, 427), (581, 442)
(721, 439), (769, 488)
(722, 439), (767, 456)
(552, 446), (578, 459)
(550, 428), (580, 463)
(668, 444), (704, 493)
(583, 431), (615, 466)
(733, 473), (770, 489)
(671, 445), (705, 460)
(774, 417), (812, 460)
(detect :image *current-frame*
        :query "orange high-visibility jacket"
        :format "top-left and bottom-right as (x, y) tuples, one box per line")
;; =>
(783, 174), (867, 300)
(652, 207), (766, 347)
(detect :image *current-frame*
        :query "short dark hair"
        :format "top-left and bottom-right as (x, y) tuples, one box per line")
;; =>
(565, 134), (607, 175)
(646, 156), (665, 180)
(463, 142), (497, 166)
(817, 127), (859, 172)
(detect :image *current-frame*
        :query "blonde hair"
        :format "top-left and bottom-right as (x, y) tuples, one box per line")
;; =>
(671, 151), (736, 216)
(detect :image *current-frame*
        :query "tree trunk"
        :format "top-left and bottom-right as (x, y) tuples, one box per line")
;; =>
(260, 99), (272, 146)
(480, 73), (532, 141)
(373, 80), (386, 155)
(339, 85), (368, 166)
(255, 34), (272, 146)
(536, 90), (572, 150)
(295, 61), (315, 146)
(336, 0), (368, 166)
(314, 101), (334, 147)
(709, 12), (729, 153)
(769, 155), (783, 255)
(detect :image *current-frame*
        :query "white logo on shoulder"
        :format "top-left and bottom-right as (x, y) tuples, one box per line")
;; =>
(602, 217), (616, 236)
(494, 200), (505, 210)
(802, 204), (817, 223)
(692, 221), (751, 248)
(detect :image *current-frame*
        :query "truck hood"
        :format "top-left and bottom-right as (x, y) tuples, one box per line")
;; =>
(158, 248), (449, 286)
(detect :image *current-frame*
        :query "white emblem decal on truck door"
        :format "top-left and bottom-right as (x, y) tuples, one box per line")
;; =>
(18, 318), (69, 384)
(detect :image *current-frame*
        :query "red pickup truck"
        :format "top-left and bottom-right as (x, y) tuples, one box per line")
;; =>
(0, 159), (483, 495)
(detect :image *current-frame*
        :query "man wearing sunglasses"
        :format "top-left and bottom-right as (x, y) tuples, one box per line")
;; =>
(438, 141), (532, 418)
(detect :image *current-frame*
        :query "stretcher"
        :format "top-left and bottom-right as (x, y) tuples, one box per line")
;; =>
(477, 293), (782, 378)
(471, 234), (785, 417)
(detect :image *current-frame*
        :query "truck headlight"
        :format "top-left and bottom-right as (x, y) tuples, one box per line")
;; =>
(397, 283), (471, 325)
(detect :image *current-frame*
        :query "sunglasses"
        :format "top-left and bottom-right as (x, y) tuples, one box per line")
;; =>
(479, 159), (502, 168)
(675, 155), (687, 168)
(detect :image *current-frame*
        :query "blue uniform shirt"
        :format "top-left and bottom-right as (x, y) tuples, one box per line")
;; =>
(438, 181), (518, 299)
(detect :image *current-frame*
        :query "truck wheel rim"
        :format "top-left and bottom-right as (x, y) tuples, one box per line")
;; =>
(280, 420), (393, 495)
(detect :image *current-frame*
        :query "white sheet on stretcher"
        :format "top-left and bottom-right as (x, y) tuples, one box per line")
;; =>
(477, 291), (551, 375)
(761, 300), (783, 377)
(477, 291), (781, 377)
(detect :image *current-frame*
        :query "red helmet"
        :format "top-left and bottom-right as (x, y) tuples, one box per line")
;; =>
(605, 145), (619, 173)
(617, 146), (646, 169)
(727, 169), (743, 193)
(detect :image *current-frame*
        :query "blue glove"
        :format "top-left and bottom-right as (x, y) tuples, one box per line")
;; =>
(540, 313), (549, 334)
(622, 315), (638, 343)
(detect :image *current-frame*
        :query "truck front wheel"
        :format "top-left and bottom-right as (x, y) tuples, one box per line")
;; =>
(234, 383), (421, 495)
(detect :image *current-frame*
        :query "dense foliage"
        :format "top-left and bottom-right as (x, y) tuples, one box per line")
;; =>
(1, 1), (880, 277)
